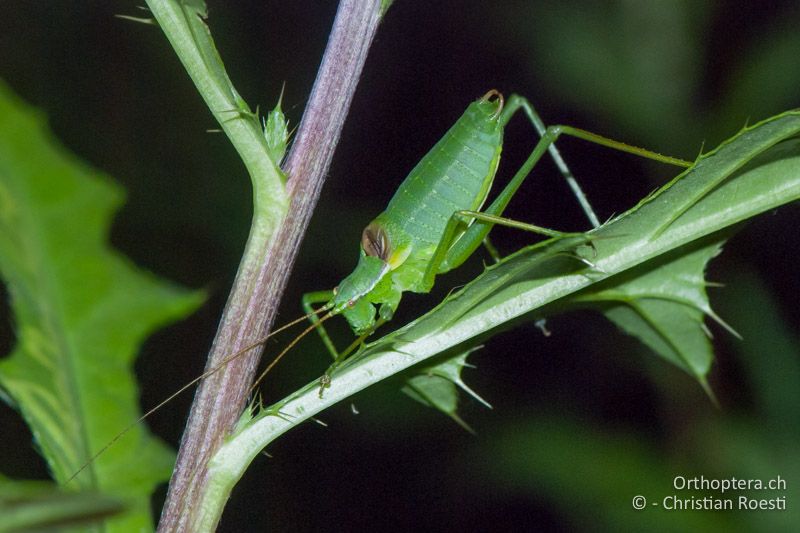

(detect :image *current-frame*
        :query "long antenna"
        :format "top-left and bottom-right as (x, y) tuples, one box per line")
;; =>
(248, 311), (334, 396)
(66, 309), (324, 484)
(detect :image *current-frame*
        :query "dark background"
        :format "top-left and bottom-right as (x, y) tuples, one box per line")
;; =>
(1, 1), (799, 531)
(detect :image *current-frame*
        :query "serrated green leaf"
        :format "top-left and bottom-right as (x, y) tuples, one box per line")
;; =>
(572, 234), (730, 394)
(403, 374), (463, 424)
(402, 348), (491, 430)
(0, 81), (203, 531)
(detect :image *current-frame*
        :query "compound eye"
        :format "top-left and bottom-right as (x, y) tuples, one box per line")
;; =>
(332, 286), (339, 295)
(361, 222), (391, 262)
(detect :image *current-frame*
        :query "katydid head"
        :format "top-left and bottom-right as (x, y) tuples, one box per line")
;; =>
(329, 221), (395, 335)
(331, 253), (388, 334)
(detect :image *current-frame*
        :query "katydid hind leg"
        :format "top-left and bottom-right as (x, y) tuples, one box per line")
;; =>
(501, 95), (600, 228)
(501, 95), (691, 227)
(444, 97), (692, 272)
(434, 123), (563, 276)
(457, 210), (579, 239)
(437, 100), (586, 274)
(421, 205), (582, 290)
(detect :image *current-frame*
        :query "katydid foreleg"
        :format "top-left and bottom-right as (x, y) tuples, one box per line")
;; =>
(302, 290), (339, 358)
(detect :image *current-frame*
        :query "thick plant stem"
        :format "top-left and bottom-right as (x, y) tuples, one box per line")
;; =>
(157, 1), (383, 531)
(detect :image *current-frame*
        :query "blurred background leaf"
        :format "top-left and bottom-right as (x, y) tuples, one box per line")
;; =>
(0, 477), (124, 532)
(0, 1), (797, 531)
(0, 80), (203, 531)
